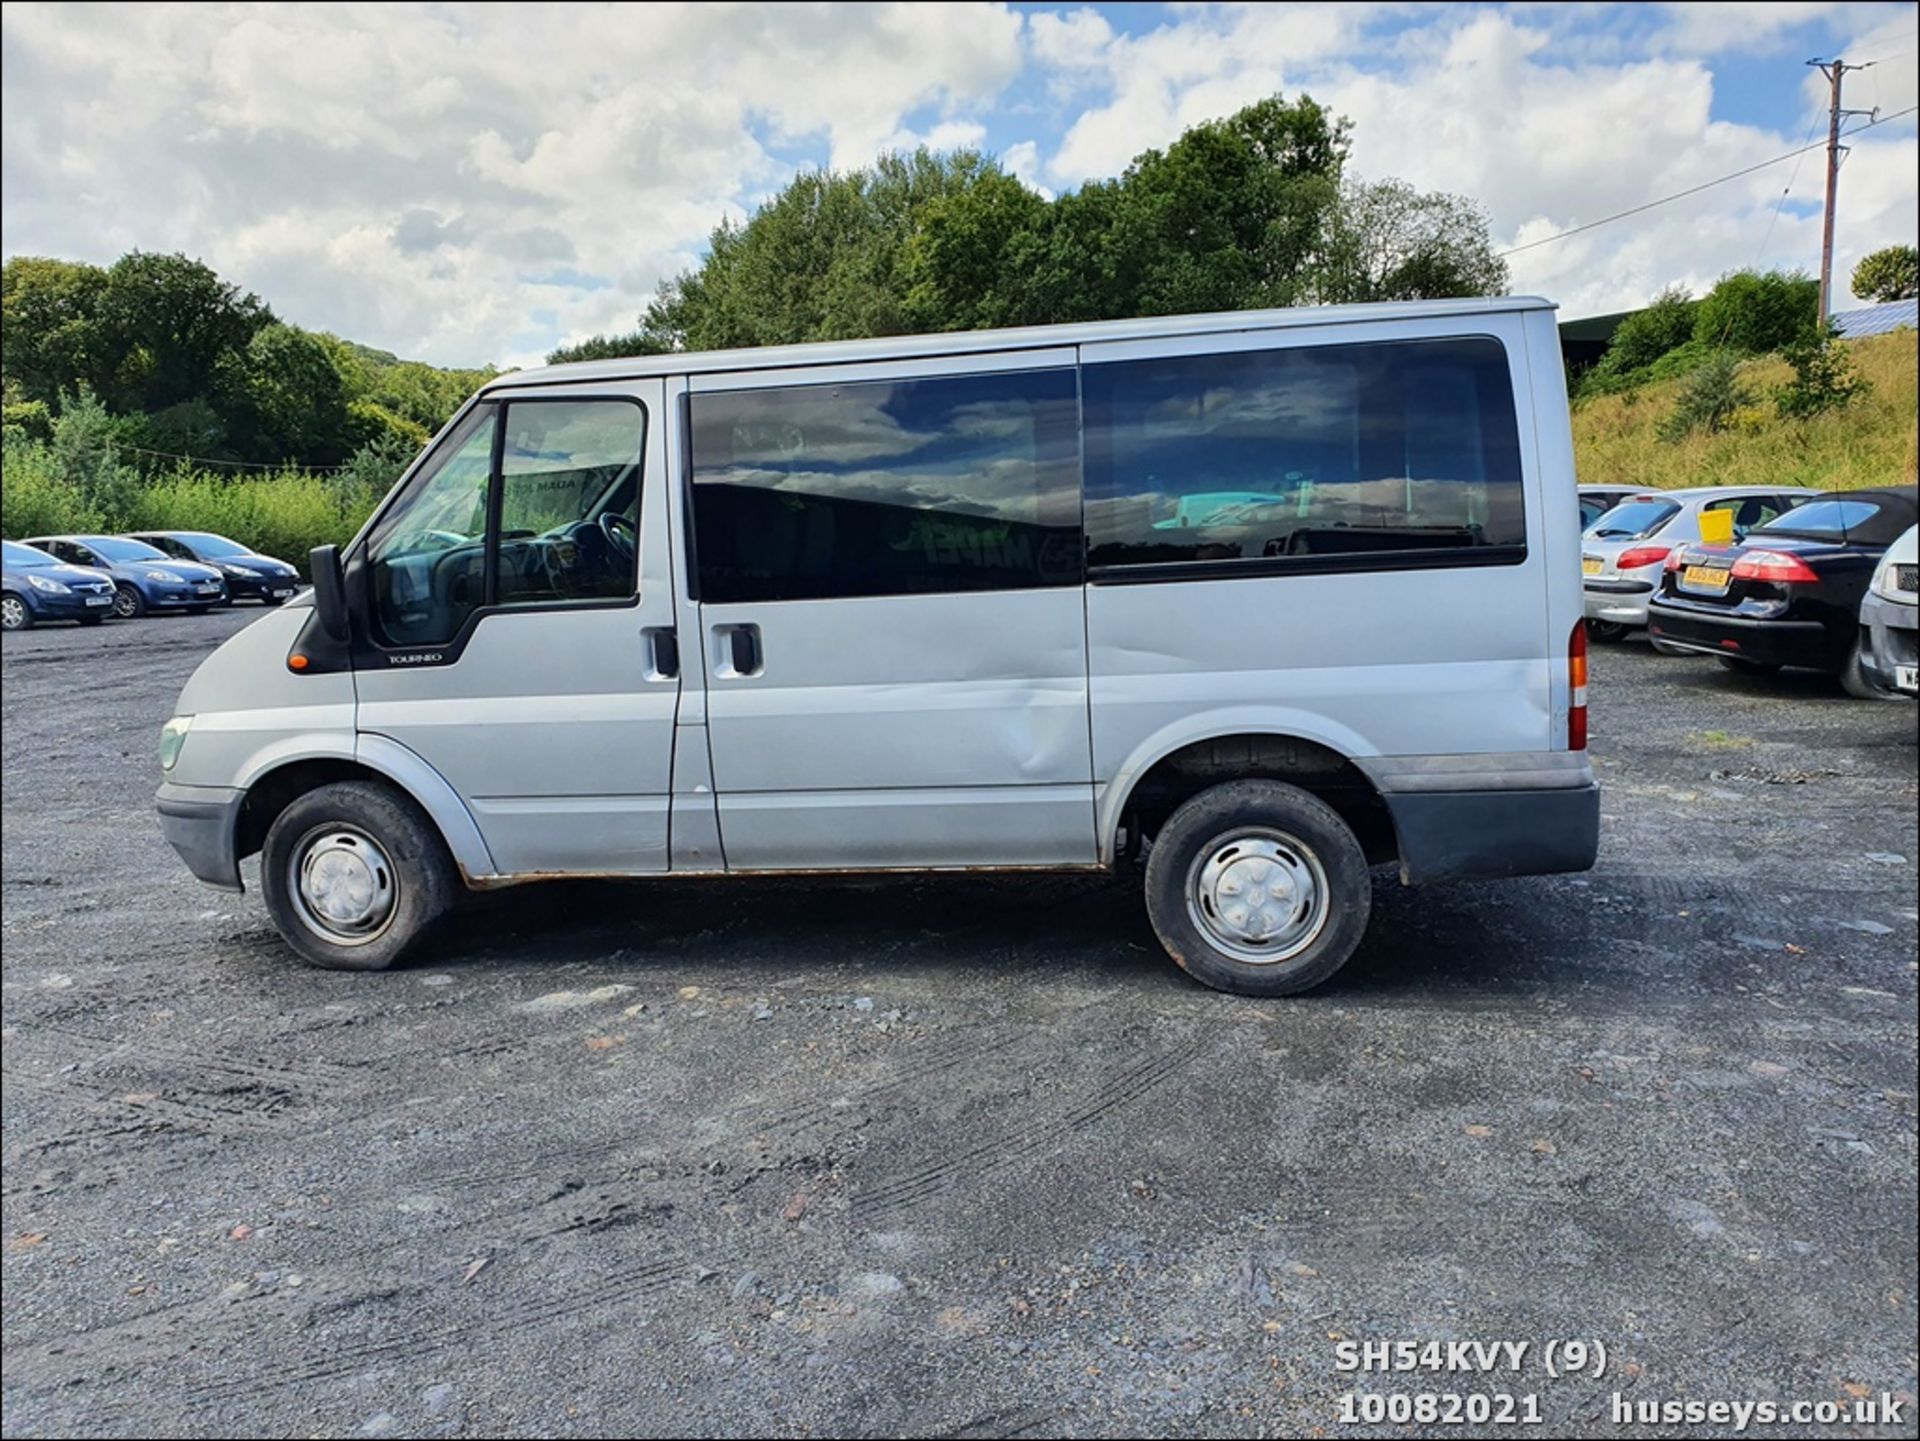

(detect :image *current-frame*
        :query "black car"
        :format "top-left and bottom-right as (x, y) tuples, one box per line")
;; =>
(1648, 484), (1920, 697)
(125, 531), (302, 604)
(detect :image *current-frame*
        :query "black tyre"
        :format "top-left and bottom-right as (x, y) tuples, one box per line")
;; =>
(112, 584), (147, 619)
(1, 593), (31, 631)
(1718, 656), (1781, 677)
(261, 780), (460, 971)
(1839, 636), (1900, 700)
(1586, 619), (1630, 643)
(1143, 779), (1371, 997)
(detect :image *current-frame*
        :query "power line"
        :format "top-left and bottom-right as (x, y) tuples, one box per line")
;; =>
(117, 441), (351, 473)
(1498, 105), (1918, 259)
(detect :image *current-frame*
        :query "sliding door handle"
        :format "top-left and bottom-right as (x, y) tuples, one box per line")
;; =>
(712, 622), (762, 678)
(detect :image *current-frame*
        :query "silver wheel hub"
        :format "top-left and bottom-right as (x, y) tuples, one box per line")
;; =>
(290, 827), (397, 945)
(1, 596), (24, 627)
(1187, 829), (1329, 964)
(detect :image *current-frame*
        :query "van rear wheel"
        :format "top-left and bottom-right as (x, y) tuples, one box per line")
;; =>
(261, 780), (458, 971)
(1143, 780), (1371, 997)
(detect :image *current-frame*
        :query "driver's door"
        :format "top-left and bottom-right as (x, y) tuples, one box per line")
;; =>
(351, 381), (681, 876)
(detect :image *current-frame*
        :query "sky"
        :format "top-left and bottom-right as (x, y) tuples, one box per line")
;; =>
(2, 1), (1915, 369)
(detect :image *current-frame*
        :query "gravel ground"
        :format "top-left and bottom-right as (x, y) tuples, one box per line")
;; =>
(3, 607), (1916, 1439)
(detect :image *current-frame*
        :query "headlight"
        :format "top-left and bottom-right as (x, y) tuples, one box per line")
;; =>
(145, 569), (183, 583)
(158, 716), (192, 771)
(26, 573), (71, 594)
(224, 563), (260, 577)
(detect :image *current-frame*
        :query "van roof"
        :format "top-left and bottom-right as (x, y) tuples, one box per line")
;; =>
(487, 295), (1558, 392)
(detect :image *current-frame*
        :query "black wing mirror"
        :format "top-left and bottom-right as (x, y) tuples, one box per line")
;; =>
(309, 544), (351, 643)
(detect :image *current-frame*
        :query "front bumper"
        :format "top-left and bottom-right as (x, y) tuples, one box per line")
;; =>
(1647, 598), (1833, 670)
(1859, 590), (1918, 694)
(222, 572), (299, 601)
(24, 588), (115, 620)
(1583, 577), (1657, 627)
(147, 581), (228, 608)
(1359, 753), (1600, 885)
(156, 782), (244, 891)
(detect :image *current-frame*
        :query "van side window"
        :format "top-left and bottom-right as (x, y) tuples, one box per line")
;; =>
(690, 368), (1082, 603)
(1082, 338), (1526, 571)
(365, 399), (647, 647)
(495, 401), (644, 608)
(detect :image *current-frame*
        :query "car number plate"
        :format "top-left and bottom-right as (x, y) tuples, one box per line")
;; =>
(196, 582), (220, 593)
(1581, 557), (1603, 576)
(85, 595), (111, 606)
(1898, 665), (1918, 693)
(272, 587), (294, 598)
(1681, 564), (1731, 594)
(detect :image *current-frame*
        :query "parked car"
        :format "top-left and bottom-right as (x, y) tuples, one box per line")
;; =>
(155, 296), (1599, 996)
(22, 534), (229, 618)
(1647, 486), (1920, 697)
(1578, 485), (1646, 530)
(1858, 523), (1918, 697)
(1581, 486), (1819, 641)
(125, 531), (302, 605)
(1, 540), (118, 630)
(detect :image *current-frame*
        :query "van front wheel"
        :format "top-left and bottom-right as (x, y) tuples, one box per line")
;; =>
(1143, 780), (1371, 997)
(261, 780), (459, 971)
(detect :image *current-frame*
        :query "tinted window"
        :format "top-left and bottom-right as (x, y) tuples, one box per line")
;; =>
(1758, 499), (1880, 537)
(177, 533), (251, 558)
(1590, 500), (1678, 538)
(1703, 494), (1787, 537)
(4, 542), (55, 567)
(691, 368), (1081, 603)
(1083, 338), (1524, 570)
(84, 536), (169, 563)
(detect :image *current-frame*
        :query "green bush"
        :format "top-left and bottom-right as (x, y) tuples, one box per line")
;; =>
(1692, 269), (1818, 354)
(2, 431), (104, 536)
(1775, 329), (1868, 421)
(1657, 352), (1754, 441)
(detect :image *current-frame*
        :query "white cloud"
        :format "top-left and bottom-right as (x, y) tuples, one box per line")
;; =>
(1, 1), (1025, 366)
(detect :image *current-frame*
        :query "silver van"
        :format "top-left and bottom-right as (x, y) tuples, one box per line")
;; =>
(155, 297), (1598, 996)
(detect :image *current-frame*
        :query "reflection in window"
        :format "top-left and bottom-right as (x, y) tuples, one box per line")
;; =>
(1083, 338), (1525, 569)
(690, 369), (1082, 603)
(366, 403), (494, 647)
(495, 401), (644, 608)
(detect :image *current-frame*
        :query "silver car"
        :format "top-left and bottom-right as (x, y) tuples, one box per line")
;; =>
(1582, 486), (1820, 640)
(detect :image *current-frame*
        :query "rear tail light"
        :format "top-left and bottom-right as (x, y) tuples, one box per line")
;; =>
(1568, 620), (1588, 751)
(1616, 545), (1672, 570)
(1664, 546), (1690, 573)
(1731, 549), (1820, 584)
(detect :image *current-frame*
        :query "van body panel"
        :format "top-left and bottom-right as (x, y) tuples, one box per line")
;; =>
(1522, 308), (1585, 747)
(352, 377), (680, 876)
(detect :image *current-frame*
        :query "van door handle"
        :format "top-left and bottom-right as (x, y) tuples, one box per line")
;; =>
(712, 623), (762, 678)
(643, 626), (679, 680)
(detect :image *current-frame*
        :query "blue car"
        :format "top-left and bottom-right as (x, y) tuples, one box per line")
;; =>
(126, 530), (302, 605)
(22, 534), (228, 619)
(1, 540), (119, 630)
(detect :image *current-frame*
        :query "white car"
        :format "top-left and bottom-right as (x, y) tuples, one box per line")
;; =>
(1859, 523), (1918, 695)
(1581, 486), (1820, 640)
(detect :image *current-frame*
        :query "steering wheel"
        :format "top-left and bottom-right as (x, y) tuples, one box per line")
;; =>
(599, 511), (637, 563)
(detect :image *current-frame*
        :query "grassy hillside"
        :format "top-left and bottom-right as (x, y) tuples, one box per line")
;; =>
(1572, 330), (1918, 493)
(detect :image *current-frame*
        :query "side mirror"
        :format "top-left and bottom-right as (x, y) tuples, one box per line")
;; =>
(309, 544), (351, 643)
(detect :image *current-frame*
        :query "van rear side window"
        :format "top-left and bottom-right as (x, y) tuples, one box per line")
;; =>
(690, 368), (1082, 603)
(1082, 337), (1525, 572)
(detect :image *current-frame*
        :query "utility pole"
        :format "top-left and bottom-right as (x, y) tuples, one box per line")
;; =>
(1808, 57), (1876, 325)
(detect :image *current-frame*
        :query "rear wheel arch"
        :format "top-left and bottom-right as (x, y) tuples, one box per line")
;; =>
(1108, 729), (1396, 869)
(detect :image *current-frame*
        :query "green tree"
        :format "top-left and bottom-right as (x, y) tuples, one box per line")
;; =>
(1, 256), (111, 406)
(1691, 269), (1818, 354)
(1308, 178), (1507, 303)
(1656, 352), (1753, 441)
(1851, 244), (1919, 302)
(1775, 326), (1868, 420)
(91, 251), (274, 416)
(546, 330), (672, 365)
(220, 323), (350, 464)
(900, 168), (1051, 331)
(49, 384), (138, 521)
(1605, 287), (1698, 372)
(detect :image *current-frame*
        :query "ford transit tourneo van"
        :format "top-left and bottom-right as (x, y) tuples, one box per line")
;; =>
(156, 298), (1599, 996)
